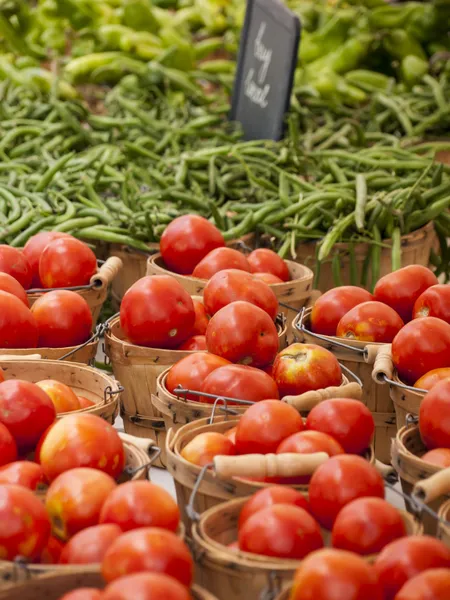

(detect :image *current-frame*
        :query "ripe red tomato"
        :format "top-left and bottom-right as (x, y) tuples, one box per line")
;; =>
(290, 548), (383, 600)
(102, 528), (193, 586)
(166, 352), (230, 401)
(253, 272), (283, 284)
(78, 396), (95, 408)
(103, 573), (191, 600)
(23, 232), (72, 288)
(306, 398), (374, 454)
(60, 590), (103, 600)
(203, 269), (278, 320)
(31, 290), (93, 348)
(0, 422), (17, 466)
(272, 343), (342, 398)
(414, 368), (450, 391)
(201, 364), (279, 403)
(36, 380), (81, 414)
(192, 247), (251, 279)
(238, 504), (323, 559)
(392, 317), (450, 385)
(374, 265), (438, 323)
(100, 481), (180, 533)
(419, 379), (450, 449)
(160, 215), (225, 275)
(0, 245), (32, 289)
(0, 483), (51, 560)
(181, 432), (235, 467)
(177, 335), (207, 351)
(336, 301), (404, 343)
(421, 448), (450, 468)
(40, 535), (65, 564)
(191, 299), (209, 335)
(309, 455), (384, 529)
(238, 486), (310, 529)
(395, 568), (450, 600)
(38, 414), (125, 482)
(247, 248), (290, 282)
(235, 400), (304, 455)
(39, 237), (97, 288)
(0, 461), (45, 490)
(374, 536), (450, 600)
(0, 380), (55, 453)
(60, 524), (122, 564)
(311, 287), (374, 337)
(0, 367), (4, 383)
(413, 284), (450, 324)
(0, 272), (29, 306)
(120, 276), (195, 349)
(0, 290), (38, 348)
(206, 301), (279, 367)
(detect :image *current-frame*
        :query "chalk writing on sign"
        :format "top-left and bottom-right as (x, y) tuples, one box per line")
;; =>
(244, 22), (273, 108)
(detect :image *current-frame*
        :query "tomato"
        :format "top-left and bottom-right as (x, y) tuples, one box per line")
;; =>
(120, 276), (195, 349)
(0, 290), (38, 348)
(160, 215), (225, 275)
(0, 245), (32, 289)
(235, 400), (304, 455)
(374, 536), (450, 600)
(238, 486), (310, 529)
(103, 573), (191, 600)
(99, 481), (180, 533)
(253, 272), (283, 284)
(203, 269), (278, 320)
(31, 290), (93, 348)
(201, 364), (279, 403)
(247, 249), (290, 282)
(414, 368), (450, 391)
(311, 287), (374, 337)
(309, 455), (384, 529)
(413, 284), (450, 324)
(336, 301), (404, 343)
(192, 248), (251, 279)
(0, 461), (45, 490)
(177, 335), (207, 351)
(395, 568), (450, 600)
(374, 265), (438, 323)
(40, 535), (65, 564)
(0, 484), (50, 560)
(101, 528), (193, 586)
(165, 353), (230, 401)
(228, 541), (239, 551)
(392, 317), (450, 385)
(0, 367), (4, 383)
(0, 422), (17, 466)
(206, 301), (279, 368)
(290, 548), (383, 600)
(78, 396), (95, 408)
(23, 232), (72, 288)
(191, 299), (209, 335)
(421, 448), (450, 468)
(36, 380), (81, 414)
(0, 272), (28, 306)
(0, 380), (55, 453)
(60, 524), (122, 565)
(60, 590), (103, 600)
(224, 426), (237, 444)
(238, 504), (323, 559)
(38, 414), (125, 482)
(306, 398), (374, 454)
(272, 343), (342, 398)
(419, 379), (450, 449)
(39, 237), (97, 288)
(181, 432), (235, 467)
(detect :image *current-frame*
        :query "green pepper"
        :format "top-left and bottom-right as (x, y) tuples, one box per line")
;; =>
(369, 3), (424, 29)
(299, 10), (356, 64)
(122, 0), (159, 34)
(344, 69), (392, 93)
(159, 27), (195, 71)
(400, 55), (429, 88)
(306, 35), (372, 77)
(383, 29), (427, 62)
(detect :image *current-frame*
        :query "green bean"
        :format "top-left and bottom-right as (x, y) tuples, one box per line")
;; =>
(391, 227), (401, 271)
(222, 212), (253, 242)
(34, 152), (74, 192)
(331, 254), (342, 287)
(10, 216), (55, 247)
(279, 172), (290, 208)
(0, 210), (36, 241)
(76, 227), (152, 252)
(0, 187), (20, 223)
(355, 174), (367, 232)
(54, 217), (99, 232)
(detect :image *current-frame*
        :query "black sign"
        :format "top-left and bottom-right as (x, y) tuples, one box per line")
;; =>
(230, 0), (301, 141)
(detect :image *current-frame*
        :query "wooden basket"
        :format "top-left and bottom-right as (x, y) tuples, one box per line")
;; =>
(0, 336), (98, 365)
(438, 500), (450, 548)
(109, 243), (158, 309)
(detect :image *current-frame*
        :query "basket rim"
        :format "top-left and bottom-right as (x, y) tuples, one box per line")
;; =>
(394, 425), (441, 474)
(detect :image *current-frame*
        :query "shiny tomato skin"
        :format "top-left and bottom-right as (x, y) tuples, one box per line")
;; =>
(0, 423), (17, 466)
(60, 524), (122, 565)
(311, 287), (374, 337)
(0, 461), (45, 490)
(413, 284), (450, 324)
(31, 290), (93, 348)
(60, 590), (103, 600)
(253, 273), (284, 284)
(39, 237), (97, 288)
(0, 368), (4, 383)
(160, 215), (225, 275)
(0, 245), (32, 289)
(395, 568), (450, 600)
(415, 368), (450, 391)
(238, 486), (310, 529)
(374, 536), (450, 600)
(191, 299), (209, 335)
(0, 272), (29, 306)
(78, 396), (95, 408)
(309, 455), (385, 529)
(0, 380), (55, 453)
(23, 232), (72, 288)
(374, 265), (438, 323)
(0, 290), (38, 348)
(247, 249), (290, 282)
(36, 380), (81, 414)
(419, 379), (450, 449)
(101, 527), (193, 586)
(392, 317), (450, 385)
(336, 301), (404, 343)
(165, 352), (231, 401)
(177, 335), (207, 351)
(120, 276), (195, 349)
(421, 448), (450, 468)
(103, 573), (192, 600)
(206, 301), (279, 367)
(201, 364), (279, 403)
(306, 398), (375, 454)
(181, 432), (235, 467)
(40, 535), (65, 564)
(192, 247), (251, 279)
(0, 483), (51, 560)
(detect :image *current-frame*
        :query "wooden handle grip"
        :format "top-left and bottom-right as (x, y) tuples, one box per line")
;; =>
(119, 432), (155, 454)
(283, 382), (362, 412)
(413, 467), (450, 503)
(91, 257), (123, 288)
(374, 459), (397, 480)
(0, 354), (42, 360)
(213, 452), (329, 479)
(371, 344), (394, 383)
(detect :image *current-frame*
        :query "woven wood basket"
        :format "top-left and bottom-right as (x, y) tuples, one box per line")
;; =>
(0, 337), (98, 364)
(438, 499), (450, 548)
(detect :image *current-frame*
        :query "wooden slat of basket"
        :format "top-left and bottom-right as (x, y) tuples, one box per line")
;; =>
(0, 339), (98, 364)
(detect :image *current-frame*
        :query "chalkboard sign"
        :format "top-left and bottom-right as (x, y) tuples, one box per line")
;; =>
(230, 0), (301, 141)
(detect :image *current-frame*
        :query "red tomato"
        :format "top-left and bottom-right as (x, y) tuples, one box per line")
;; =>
(191, 299), (209, 335)
(374, 536), (450, 600)
(36, 380), (81, 414)
(0, 245), (32, 289)
(99, 481), (180, 533)
(421, 448), (450, 468)
(60, 524), (122, 565)
(336, 301), (404, 343)
(39, 237), (97, 288)
(101, 528), (193, 586)
(181, 432), (235, 467)
(160, 215), (225, 275)
(103, 573), (191, 600)
(247, 248), (290, 282)
(306, 398), (374, 454)
(120, 276), (195, 349)
(201, 364), (279, 403)
(78, 396), (95, 408)
(192, 247), (251, 279)
(0, 461), (45, 490)
(31, 290), (93, 348)
(374, 265), (438, 323)
(0, 422), (17, 466)
(38, 414), (125, 482)
(311, 287), (374, 337)
(0, 367), (4, 383)
(414, 368), (450, 391)
(0, 484), (51, 560)
(272, 343), (342, 398)
(309, 455), (384, 529)
(235, 400), (304, 454)
(203, 269), (278, 320)
(206, 301), (279, 367)
(395, 568), (450, 600)
(40, 535), (65, 564)
(413, 284), (450, 324)
(419, 379), (450, 449)
(253, 272), (284, 284)
(392, 317), (450, 385)
(290, 548), (383, 600)
(60, 590), (103, 600)
(165, 352), (231, 401)
(0, 290), (38, 348)
(238, 486), (310, 529)
(23, 232), (72, 288)
(177, 335), (207, 351)
(238, 504), (323, 559)
(0, 272), (28, 306)
(0, 380), (55, 453)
